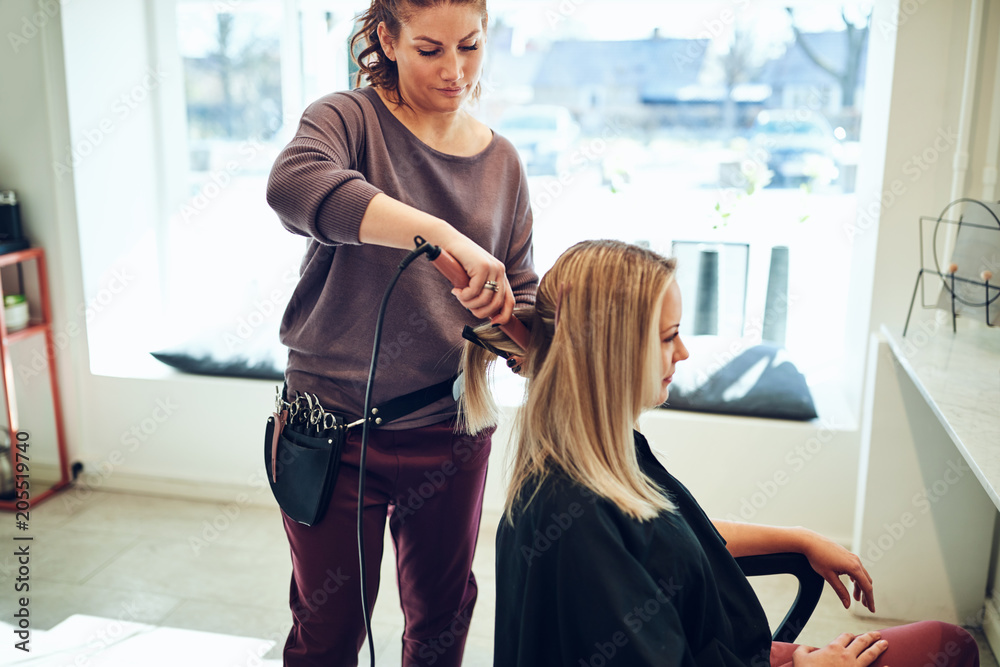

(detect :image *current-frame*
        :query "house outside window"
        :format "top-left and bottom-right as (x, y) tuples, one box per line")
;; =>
(135, 1), (871, 416)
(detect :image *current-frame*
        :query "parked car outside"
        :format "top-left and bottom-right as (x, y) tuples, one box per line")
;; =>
(495, 105), (580, 176)
(748, 109), (841, 188)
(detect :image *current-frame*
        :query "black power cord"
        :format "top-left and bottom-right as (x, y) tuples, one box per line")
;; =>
(357, 237), (436, 666)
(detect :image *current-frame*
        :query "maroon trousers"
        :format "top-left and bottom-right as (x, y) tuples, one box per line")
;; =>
(281, 420), (493, 666)
(770, 621), (980, 667)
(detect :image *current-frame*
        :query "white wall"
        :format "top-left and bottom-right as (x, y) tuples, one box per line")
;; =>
(0, 0), (85, 479)
(1, 0), (998, 548)
(969, 1), (1000, 202)
(849, 0), (1000, 633)
(0, 0), (278, 507)
(479, 405), (859, 544)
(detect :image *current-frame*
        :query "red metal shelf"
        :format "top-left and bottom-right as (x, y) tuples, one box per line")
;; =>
(5, 322), (48, 345)
(0, 248), (72, 511)
(0, 247), (43, 268)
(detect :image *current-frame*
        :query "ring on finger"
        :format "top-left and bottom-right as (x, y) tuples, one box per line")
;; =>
(483, 280), (500, 292)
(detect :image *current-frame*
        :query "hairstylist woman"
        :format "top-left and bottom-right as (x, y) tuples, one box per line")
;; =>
(265, 0), (536, 664)
(459, 240), (978, 667)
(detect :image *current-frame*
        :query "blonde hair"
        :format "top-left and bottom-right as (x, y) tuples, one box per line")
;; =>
(458, 240), (678, 522)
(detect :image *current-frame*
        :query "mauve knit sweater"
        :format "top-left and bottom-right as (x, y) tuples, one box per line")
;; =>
(266, 86), (537, 429)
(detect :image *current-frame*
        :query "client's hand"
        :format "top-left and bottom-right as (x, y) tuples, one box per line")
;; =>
(800, 530), (875, 613)
(792, 632), (887, 667)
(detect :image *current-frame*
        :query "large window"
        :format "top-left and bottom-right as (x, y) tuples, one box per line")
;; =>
(469, 2), (870, 409)
(136, 0), (366, 375)
(110, 1), (871, 414)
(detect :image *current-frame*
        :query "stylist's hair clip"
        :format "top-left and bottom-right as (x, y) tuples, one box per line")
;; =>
(462, 325), (512, 360)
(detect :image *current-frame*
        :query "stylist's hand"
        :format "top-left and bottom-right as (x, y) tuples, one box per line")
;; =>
(791, 632), (887, 667)
(799, 529), (875, 613)
(443, 234), (515, 323)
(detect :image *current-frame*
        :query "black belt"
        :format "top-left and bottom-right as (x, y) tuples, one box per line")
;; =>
(344, 375), (458, 428)
(279, 375), (458, 434)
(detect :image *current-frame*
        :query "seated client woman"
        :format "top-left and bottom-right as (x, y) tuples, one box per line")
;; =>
(458, 240), (980, 667)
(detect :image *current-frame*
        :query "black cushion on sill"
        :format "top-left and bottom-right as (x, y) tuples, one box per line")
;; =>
(150, 330), (285, 381)
(152, 331), (816, 421)
(659, 337), (818, 421)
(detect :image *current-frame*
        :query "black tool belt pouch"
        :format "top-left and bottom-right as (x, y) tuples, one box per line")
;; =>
(264, 375), (456, 527)
(264, 414), (345, 527)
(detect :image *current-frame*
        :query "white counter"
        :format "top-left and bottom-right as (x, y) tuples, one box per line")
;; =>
(882, 314), (1000, 509)
(854, 310), (999, 624)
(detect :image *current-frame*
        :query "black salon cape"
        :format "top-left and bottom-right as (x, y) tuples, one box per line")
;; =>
(494, 431), (772, 666)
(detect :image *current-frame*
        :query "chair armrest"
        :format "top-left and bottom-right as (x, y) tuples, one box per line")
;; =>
(735, 552), (824, 644)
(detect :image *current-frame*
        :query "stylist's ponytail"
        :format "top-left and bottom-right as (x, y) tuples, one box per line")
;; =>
(351, 1), (400, 100)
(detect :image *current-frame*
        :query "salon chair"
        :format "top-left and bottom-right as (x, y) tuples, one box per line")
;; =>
(735, 552), (825, 643)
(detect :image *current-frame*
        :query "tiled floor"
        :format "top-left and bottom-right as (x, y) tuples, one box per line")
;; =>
(0, 487), (994, 665)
